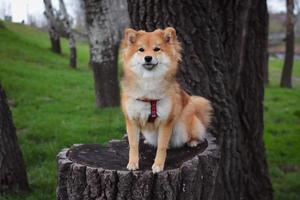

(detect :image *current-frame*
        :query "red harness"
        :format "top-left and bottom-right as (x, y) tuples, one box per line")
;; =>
(137, 98), (159, 123)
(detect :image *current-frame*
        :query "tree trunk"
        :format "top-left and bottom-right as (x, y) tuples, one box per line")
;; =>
(59, 0), (77, 68)
(57, 134), (219, 200)
(70, 47), (77, 69)
(281, 0), (295, 88)
(49, 35), (61, 54)
(127, 0), (273, 199)
(82, 0), (129, 107)
(264, 22), (269, 86)
(44, 0), (62, 54)
(0, 85), (29, 194)
(264, 52), (269, 85)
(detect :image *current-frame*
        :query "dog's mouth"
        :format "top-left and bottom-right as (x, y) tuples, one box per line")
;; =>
(143, 63), (158, 70)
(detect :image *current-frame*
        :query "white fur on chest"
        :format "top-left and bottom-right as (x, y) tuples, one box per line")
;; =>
(130, 78), (167, 100)
(125, 97), (172, 126)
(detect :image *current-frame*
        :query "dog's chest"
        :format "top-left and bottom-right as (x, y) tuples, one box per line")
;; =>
(130, 79), (166, 100)
(126, 98), (172, 125)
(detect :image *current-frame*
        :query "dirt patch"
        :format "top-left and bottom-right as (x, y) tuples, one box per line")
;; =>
(280, 164), (300, 173)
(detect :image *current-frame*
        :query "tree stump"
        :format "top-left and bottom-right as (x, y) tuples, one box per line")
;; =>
(56, 134), (219, 200)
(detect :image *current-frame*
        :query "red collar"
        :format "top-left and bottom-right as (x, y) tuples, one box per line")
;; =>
(137, 98), (159, 123)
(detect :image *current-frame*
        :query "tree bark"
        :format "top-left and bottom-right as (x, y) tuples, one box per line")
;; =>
(82, 0), (129, 107)
(281, 0), (295, 88)
(127, 0), (273, 199)
(57, 134), (219, 200)
(59, 0), (77, 68)
(0, 85), (29, 194)
(264, 52), (269, 85)
(44, 0), (62, 54)
(264, 20), (270, 86)
(70, 47), (77, 69)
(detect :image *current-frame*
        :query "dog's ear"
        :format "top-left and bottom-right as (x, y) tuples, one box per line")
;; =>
(163, 27), (176, 43)
(124, 28), (137, 45)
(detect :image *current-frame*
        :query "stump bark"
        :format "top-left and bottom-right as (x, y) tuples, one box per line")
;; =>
(56, 134), (219, 200)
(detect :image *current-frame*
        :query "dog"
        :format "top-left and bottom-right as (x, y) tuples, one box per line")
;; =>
(120, 27), (212, 173)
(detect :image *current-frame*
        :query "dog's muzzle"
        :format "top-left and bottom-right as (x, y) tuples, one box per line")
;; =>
(143, 63), (158, 70)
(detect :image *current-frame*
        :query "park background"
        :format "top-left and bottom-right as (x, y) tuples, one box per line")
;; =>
(0, 0), (299, 199)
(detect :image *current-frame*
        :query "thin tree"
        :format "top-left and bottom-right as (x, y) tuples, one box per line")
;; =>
(82, 0), (129, 107)
(44, 0), (61, 54)
(0, 85), (29, 194)
(281, 0), (295, 88)
(59, 0), (77, 68)
(127, 0), (273, 199)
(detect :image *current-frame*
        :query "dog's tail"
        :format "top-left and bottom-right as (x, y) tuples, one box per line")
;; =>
(190, 96), (213, 128)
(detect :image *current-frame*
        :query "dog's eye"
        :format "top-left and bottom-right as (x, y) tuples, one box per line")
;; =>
(138, 48), (144, 52)
(153, 47), (160, 52)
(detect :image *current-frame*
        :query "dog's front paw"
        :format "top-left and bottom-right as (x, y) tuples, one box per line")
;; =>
(152, 162), (164, 173)
(127, 160), (139, 171)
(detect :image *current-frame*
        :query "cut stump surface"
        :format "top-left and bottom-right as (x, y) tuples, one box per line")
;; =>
(57, 134), (219, 200)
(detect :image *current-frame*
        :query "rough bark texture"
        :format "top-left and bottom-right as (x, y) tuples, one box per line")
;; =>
(127, 0), (273, 199)
(59, 0), (77, 68)
(44, 0), (61, 54)
(82, 0), (129, 107)
(57, 134), (219, 200)
(281, 0), (295, 88)
(0, 85), (29, 194)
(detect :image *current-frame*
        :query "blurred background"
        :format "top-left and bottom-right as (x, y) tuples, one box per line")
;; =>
(0, 0), (299, 200)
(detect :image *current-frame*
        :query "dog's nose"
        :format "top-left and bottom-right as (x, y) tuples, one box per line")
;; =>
(144, 56), (152, 63)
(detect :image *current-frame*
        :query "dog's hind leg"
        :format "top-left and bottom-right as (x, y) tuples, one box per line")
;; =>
(187, 116), (206, 147)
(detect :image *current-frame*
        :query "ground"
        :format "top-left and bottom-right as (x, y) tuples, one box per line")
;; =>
(0, 21), (299, 200)
(264, 59), (300, 200)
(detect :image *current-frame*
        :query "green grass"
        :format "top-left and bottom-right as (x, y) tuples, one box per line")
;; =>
(0, 21), (125, 200)
(268, 57), (300, 86)
(0, 21), (299, 199)
(265, 59), (300, 200)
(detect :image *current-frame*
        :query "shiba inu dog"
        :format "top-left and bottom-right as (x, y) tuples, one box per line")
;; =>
(121, 27), (212, 173)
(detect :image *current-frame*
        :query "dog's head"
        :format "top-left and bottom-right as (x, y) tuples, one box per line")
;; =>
(121, 27), (181, 78)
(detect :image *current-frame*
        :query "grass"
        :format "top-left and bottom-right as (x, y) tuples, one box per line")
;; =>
(265, 58), (300, 200)
(0, 21), (125, 200)
(0, 21), (299, 199)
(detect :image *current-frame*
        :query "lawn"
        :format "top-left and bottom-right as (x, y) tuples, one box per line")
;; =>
(0, 21), (125, 200)
(265, 59), (300, 200)
(0, 21), (299, 200)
